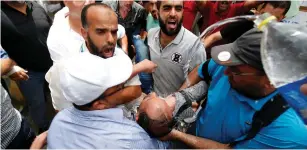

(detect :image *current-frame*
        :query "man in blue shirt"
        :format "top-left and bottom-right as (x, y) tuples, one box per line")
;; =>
(47, 52), (168, 149)
(161, 28), (307, 149)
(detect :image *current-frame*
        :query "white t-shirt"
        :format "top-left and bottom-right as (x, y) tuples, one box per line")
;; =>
(46, 7), (140, 110)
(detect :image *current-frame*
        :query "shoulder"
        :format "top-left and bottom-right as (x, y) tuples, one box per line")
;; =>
(147, 27), (160, 40)
(236, 108), (307, 148)
(102, 1), (117, 10)
(30, 1), (45, 10)
(181, 27), (199, 45)
(132, 2), (145, 11)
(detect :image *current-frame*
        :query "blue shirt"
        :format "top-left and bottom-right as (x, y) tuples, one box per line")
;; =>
(48, 107), (168, 149)
(196, 60), (307, 149)
(0, 47), (9, 59)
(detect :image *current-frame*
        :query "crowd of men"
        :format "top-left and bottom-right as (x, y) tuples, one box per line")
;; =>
(1, 0), (307, 149)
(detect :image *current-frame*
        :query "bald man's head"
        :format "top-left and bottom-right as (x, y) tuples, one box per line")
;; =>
(137, 93), (173, 137)
(80, 3), (118, 59)
(81, 3), (116, 29)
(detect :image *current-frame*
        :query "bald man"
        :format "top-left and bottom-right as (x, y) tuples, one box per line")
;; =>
(136, 80), (208, 138)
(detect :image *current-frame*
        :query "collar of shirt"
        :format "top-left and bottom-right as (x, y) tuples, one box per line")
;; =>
(154, 26), (185, 46)
(213, 2), (231, 17)
(230, 88), (279, 111)
(70, 107), (125, 121)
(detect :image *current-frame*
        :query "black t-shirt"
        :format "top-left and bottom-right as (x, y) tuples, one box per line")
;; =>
(220, 12), (255, 43)
(1, 2), (53, 72)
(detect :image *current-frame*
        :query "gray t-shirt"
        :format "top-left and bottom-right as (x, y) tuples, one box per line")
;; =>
(147, 27), (206, 97)
(1, 85), (22, 149)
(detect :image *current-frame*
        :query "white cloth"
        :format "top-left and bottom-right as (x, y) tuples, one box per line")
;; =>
(46, 7), (139, 110)
(46, 43), (141, 110)
(60, 52), (132, 106)
(117, 24), (126, 39)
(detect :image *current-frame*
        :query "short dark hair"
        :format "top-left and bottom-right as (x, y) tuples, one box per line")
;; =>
(81, 3), (113, 28)
(264, 1), (291, 15)
(156, 1), (184, 10)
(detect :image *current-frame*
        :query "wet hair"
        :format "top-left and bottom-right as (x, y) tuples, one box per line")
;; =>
(263, 1), (291, 15)
(81, 3), (113, 28)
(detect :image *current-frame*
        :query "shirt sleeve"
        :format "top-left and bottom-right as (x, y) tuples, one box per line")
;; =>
(188, 39), (207, 72)
(197, 62), (206, 79)
(117, 24), (126, 39)
(124, 75), (141, 86)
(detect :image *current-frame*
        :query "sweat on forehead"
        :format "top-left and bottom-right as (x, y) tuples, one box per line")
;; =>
(81, 3), (116, 28)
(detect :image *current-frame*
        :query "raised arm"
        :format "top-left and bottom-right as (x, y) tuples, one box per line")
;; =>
(202, 31), (222, 48)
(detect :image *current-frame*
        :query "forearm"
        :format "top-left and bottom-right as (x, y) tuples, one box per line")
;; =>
(1, 58), (14, 75)
(179, 65), (202, 90)
(180, 80), (208, 102)
(130, 63), (146, 79)
(105, 86), (142, 107)
(171, 130), (230, 149)
(203, 31), (222, 48)
(120, 35), (129, 54)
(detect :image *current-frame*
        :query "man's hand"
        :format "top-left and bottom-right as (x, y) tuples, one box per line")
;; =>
(9, 68), (29, 81)
(139, 59), (157, 73)
(30, 131), (48, 149)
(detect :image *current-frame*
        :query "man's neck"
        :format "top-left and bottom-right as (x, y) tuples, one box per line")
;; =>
(5, 2), (27, 15)
(160, 31), (177, 49)
(68, 14), (82, 35)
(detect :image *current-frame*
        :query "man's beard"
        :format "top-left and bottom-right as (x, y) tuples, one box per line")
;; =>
(159, 17), (183, 36)
(87, 36), (102, 57)
(87, 35), (115, 59)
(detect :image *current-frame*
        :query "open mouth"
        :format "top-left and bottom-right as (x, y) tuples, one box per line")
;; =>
(101, 47), (114, 57)
(167, 21), (177, 29)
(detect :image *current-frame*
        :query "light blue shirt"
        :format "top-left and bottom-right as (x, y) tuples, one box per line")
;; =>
(196, 60), (307, 149)
(0, 46), (9, 59)
(146, 13), (159, 32)
(47, 107), (169, 149)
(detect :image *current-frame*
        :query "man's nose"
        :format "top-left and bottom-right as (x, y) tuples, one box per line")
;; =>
(169, 7), (176, 16)
(106, 32), (115, 44)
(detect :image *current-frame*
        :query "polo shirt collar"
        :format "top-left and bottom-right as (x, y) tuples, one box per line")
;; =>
(231, 89), (279, 111)
(214, 2), (230, 16)
(154, 26), (185, 45)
